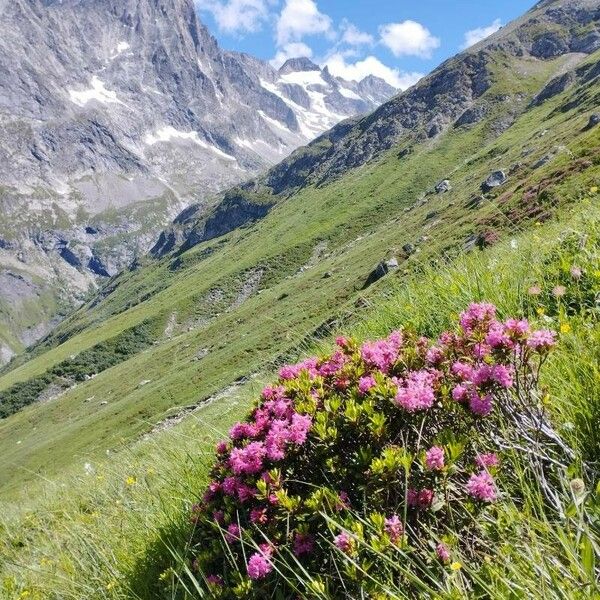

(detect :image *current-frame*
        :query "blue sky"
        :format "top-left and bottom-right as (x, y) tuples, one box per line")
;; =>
(195, 0), (536, 88)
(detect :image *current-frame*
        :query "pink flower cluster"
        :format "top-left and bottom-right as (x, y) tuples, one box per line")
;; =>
(360, 330), (403, 373)
(192, 303), (555, 591)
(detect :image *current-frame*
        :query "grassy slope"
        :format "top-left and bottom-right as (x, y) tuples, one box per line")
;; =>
(0, 51), (599, 498)
(1, 198), (598, 599)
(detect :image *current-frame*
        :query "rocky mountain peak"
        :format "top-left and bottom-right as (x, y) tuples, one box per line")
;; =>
(279, 57), (321, 74)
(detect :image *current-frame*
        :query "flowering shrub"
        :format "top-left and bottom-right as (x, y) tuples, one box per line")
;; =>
(189, 304), (556, 597)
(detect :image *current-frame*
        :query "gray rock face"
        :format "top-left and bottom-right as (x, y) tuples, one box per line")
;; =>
(435, 180), (452, 194)
(0, 0), (397, 362)
(482, 171), (508, 192)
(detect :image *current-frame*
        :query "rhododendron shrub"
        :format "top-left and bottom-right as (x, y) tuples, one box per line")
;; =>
(189, 304), (556, 597)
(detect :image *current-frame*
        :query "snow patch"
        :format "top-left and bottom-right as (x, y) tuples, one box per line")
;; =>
(144, 127), (236, 160)
(280, 70), (328, 88)
(338, 87), (362, 100)
(69, 76), (124, 107)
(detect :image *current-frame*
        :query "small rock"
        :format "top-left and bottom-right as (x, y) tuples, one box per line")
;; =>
(322, 271), (333, 279)
(402, 244), (416, 256)
(435, 180), (452, 194)
(139, 379), (152, 387)
(532, 154), (552, 169)
(100, 401), (108, 406)
(425, 210), (438, 220)
(587, 113), (600, 129)
(481, 170), (508, 192)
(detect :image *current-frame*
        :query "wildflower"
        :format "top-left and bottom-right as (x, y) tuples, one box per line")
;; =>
(212, 510), (225, 524)
(333, 532), (354, 554)
(395, 370), (436, 412)
(407, 488), (434, 509)
(229, 442), (266, 475)
(222, 476), (239, 496)
(527, 329), (557, 351)
(426, 346), (444, 365)
(570, 266), (583, 280)
(384, 515), (404, 544)
(358, 375), (377, 395)
(335, 491), (350, 511)
(360, 331), (402, 373)
(225, 523), (241, 543)
(560, 323), (571, 334)
(491, 364), (513, 388)
(452, 361), (474, 381)
(552, 285), (566, 298)
(250, 507), (269, 525)
(466, 471), (497, 502)
(125, 476), (136, 486)
(335, 335), (349, 348)
(469, 393), (493, 417)
(425, 446), (445, 471)
(206, 575), (223, 586)
(569, 478), (585, 497)
(436, 542), (451, 563)
(504, 318), (529, 338)
(229, 422), (257, 441)
(475, 453), (499, 469)
(247, 552), (273, 580)
(216, 440), (229, 454)
(459, 302), (496, 333)
(293, 532), (315, 556)
(452, 384), (469, 402)
(528, 285), (542, 296)
(450, 561), (462, 571)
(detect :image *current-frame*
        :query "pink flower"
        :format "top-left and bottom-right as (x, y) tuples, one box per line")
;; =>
(426, 346), (444, 365)
(452, 361), (474, 381)
(288, 413), (312, 445)
(335, 491), (350, 511)
(492, 364), (513, 388)
(222, 477), (238, 496)
(527, 330), (556, 351)
(466, 470), (497, 502)
(395, 370), (436, 412)
(360, 331), (403, 373)
(212, 510), (225, 524)
(206, 574), (223, 586)
(229, 422), (257, 441)
(472, 365), (493, 386)
(237, 484), (257, 503)
(336, 335), (349, 348)
(469, 393), (492, 417)
(407, 488), (434, 509)
(452, 384), (469, 402)
(247, 552), (272, 580)
(425, 446), (445, 470)
(358, 375), (376, 394)
(293, 532), (315, 556)
(475, 453), (500, 469)
(318, 351), (347, 376)
(459, 302), (496, 333)
(436, 543), (451, 563)
(384, 515), (404, 544)
(216, 441), (229, 454)
(505, 318), (530, 338)
(250, 507), (268, 525)
(552, 285), (566, 298)
(570, 266), (582, 280)
(225, 523), (241, 543)
(229, 442), (266, 475)
(334, 532), (354, 554)
(528, 285), (542, 296)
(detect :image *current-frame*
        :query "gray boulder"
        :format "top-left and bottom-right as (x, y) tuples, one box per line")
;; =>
(435, 180), (452, 193)
(587, 113), (600, 129)
(481, 171), (508, 192)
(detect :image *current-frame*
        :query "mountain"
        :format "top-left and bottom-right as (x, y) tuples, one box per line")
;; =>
(0, 0), (599, 499)
(158, 0), (600, 254)
(0, 0), (396, 364)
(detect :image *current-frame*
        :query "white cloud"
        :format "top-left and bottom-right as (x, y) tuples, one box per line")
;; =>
(270, 42), (314, 68)
(196, 0), (273, 34)
(276, 0), (333, 46)
(379, 20), (440, 58)
(340, 20), (374, 47)
(324, 53), (423, 90)
(461, 18), (502, 49)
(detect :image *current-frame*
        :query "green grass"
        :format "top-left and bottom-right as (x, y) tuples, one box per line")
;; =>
(1, 199), (598, 599)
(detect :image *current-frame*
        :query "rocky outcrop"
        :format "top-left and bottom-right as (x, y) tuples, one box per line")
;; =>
(482, 171), (508, 192)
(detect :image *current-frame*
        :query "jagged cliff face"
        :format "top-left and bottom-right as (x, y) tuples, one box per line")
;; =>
(0, 0), (396, 363)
